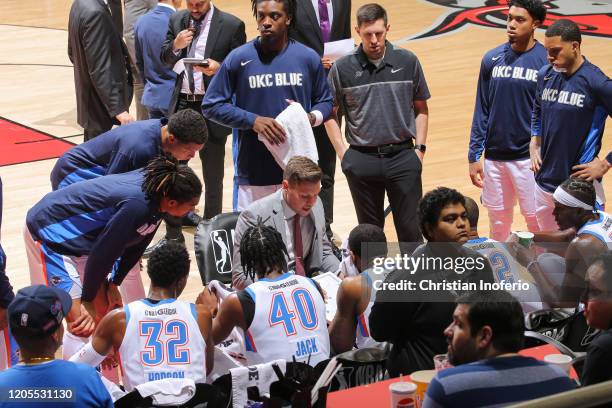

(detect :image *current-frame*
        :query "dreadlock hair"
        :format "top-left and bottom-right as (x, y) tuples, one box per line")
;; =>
(251, 0), (296, 28)
(142, 154), (202, 203)
(240, 219), (288, 283)
(560, 177), (596, 207)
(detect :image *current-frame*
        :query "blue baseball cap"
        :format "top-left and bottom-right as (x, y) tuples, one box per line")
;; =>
(8, 285), (72, 335)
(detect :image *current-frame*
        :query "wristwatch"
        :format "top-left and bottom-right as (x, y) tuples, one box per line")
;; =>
(414, 144), (427, 153)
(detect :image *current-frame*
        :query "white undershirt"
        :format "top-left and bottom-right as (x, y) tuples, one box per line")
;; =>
(180, 4), (214, 95)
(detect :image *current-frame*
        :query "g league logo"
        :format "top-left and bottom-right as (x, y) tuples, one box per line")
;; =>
(210, 229), (234, 274)
(412, 0), (612, 40)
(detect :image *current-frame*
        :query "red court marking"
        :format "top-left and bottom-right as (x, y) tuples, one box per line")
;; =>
(0, 117), (75, 167)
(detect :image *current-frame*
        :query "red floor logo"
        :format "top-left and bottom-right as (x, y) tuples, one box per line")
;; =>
(0, 117), (74, 167)
(413, 0), (612, 40)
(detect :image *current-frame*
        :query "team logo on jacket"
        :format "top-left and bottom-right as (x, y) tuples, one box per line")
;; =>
(412, 1), (611, 40)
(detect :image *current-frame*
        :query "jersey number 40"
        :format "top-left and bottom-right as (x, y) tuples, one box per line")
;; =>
(139, 320), (190, 366)
(268, 289), (319, 336)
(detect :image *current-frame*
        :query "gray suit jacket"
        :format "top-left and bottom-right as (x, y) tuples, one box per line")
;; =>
(232, 190), (340, 289)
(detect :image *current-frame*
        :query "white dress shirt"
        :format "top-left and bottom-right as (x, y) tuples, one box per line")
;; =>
(281, 194), (314, 264)
(180, 4), (214, 95)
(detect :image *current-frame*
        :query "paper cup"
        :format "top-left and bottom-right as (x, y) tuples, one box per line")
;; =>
(411, 370), (436, 407)
(389, 381), (417, 408)
(515, 231), (534, 248)
(544, 354), (573, 374)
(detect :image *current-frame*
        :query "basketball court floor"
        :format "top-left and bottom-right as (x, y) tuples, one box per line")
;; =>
(0, 0), (610, 300)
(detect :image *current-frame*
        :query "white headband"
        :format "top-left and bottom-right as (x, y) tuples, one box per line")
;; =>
(553, 186), (594, 211)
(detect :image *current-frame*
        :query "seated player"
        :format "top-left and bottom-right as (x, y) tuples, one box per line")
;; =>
(462, 196), (543, 311)
(25, 156), (202, 358)
(0, 285), (113, 407)
(423, 291), (574, 408)
(51, 109), (206, 190)
(329, 224), (389, 353)
(370, 188), (494, 376)
(71, 241), (213, 391)
(581, 253), (612, 386)
(514, 178), (612, 307)
(199, 223), (331, 366)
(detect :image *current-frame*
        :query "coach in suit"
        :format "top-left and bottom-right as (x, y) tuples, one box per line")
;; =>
(68, 0), (134, 141)
(231, 157), (340, 289)
(135, 0), (180, 118)
(161, 0), (245, 225)
(290, 0), (352, 238)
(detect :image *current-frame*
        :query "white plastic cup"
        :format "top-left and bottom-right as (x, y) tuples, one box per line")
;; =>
(544, 353), (573, 375)
(389, 381), (417, 408)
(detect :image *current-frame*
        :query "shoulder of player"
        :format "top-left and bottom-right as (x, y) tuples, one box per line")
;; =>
(581, 60), (609, 85)
(225, 40), (258, 68)
(98, 307), (127, 334)
(480, 43), (507, 67)
(574, 232), (606, 247)
(340, 275), (365, 298)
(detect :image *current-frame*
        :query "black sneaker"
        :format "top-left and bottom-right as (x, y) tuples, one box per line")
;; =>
(143, 236), (185, 258)
(182, 212), (203, 227)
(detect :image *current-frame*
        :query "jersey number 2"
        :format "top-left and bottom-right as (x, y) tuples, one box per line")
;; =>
(269, 289), (318, 336)
(139, 320), (190, 366)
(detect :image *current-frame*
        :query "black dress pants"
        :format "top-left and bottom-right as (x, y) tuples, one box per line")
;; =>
(341, 146), (423, 245)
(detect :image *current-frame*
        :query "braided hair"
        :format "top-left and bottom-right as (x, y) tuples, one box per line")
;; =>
(560, 177), (596, 208)
(142, 155), (202, 203)
(240, 219), (288, 283)
(251, 0), (296, 28)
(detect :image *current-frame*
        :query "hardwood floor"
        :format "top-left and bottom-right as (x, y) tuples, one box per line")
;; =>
(0, 0), (610, 301)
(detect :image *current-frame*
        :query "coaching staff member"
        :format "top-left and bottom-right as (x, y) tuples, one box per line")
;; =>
(327, 3), (430, 244)
(69, 0), (135, 141)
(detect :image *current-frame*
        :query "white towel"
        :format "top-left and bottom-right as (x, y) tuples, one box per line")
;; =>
(100, 375), (127, 402)
(230, 359), (286, 408)
(135, 378), (196, 406)
(208, 279), (233, 300)
(258, 102), (318, 169)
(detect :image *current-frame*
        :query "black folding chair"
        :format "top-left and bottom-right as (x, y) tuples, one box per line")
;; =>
(194, 212), (241, 285)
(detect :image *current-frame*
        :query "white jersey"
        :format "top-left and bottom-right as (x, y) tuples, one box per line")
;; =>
(464, 237), (543, 311)
(578, 211), (612, 246)
(118, 298), (206, 391)
(244, 273), (330, 366)
(355, 268), (388, 350)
